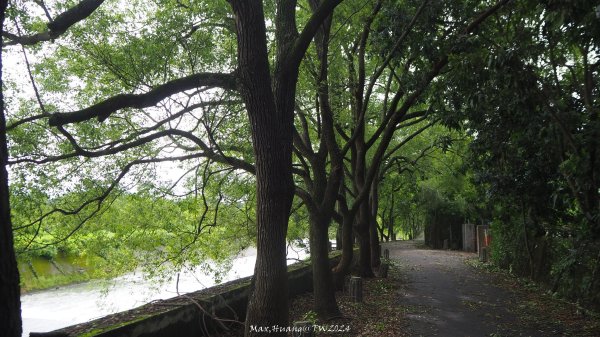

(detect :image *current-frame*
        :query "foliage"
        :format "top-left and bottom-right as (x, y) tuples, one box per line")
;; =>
(4, 0), (256, 289)
(12, 177), (256, 288)
(441, 0), (600, 308)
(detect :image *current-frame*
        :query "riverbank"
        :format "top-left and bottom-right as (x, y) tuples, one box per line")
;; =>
(21, 246), (308, 337)
(18, 254), (125, 294)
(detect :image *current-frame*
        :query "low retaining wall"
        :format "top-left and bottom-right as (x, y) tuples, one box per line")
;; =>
(31, 252), (342, 337)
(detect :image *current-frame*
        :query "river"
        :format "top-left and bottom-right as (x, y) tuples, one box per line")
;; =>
(21, 245), (309, 337)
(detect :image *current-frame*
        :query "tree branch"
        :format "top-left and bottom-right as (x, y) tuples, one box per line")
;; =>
(4, 0), (106, 46)
(48, 72), (237, 126)
(349, 0), (512, 214)
(285, 0), (343, 73)
(362, 0), (429, 117)
(11, 127), (255, 174)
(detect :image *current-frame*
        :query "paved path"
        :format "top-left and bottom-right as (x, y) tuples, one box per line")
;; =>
(383, 241), (563, 337)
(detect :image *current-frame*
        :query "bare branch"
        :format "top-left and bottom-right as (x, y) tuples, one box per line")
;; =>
(383, 118), (439, 163)
(33, 0), (53, 22)
(367, 109), (428, 148)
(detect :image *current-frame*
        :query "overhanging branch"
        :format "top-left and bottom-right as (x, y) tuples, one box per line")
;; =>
(48, 72), (238, 126)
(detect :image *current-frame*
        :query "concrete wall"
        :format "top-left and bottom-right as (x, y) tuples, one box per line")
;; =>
(30, 253), (342, 337)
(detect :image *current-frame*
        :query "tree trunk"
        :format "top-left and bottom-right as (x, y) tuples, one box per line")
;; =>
(332, 207), (354, 287)
(369, 181), (381, 268)
(379, 221), (388, 242)
(243, 106), (293, 337)
(352, 126), (373, 277)
(309, 213), (340, 319)
(335, 224), (342, 250)
(304, 4), (342, 317)
(0, 1), (23, 335)
(388, 193), (395, 241)
(357, 226), (374, 277)
(231, 2), (295, 335)
(357, 201), (374, 277)
(370, 219), (381, 268)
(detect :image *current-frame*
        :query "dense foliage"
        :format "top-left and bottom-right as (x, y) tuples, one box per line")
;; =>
(440, 0), (600, 308)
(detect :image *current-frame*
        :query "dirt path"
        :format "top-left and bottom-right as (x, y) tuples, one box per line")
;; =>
(383, 240), (563, 337)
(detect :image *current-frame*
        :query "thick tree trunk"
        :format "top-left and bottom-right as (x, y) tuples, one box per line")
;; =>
(357, 227), (374, 277)
(231, 1), (345, 332)
(309, 213), (340, 318)
(244, 111), (293, 337)
(581, 57), (599, 240)
(301, 3), (343, 316)
(0, 1), (23, 335)
(357, 201), (374, 277)
(303, 153), (341, 318)
(244, 151), (293, 337)
(230, 2), (294, 335)
(352, 128), (374, 276)
(332, 208), (354, 287)
(335, 224), (342, 250)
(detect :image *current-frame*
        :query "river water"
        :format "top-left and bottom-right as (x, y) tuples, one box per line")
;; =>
(21, 246), (309, 337)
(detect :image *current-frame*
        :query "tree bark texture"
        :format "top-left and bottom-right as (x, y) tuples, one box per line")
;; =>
(231, 0), (344, 334)
(230, 2), (295, 335)
(0, 0), (24, 335)
(309, 213), (341, 318)
(352, 117), (374, 277)
(357, 229), (374, 277)
(302, 156), (341, 318)
(333, 208), (354, 285)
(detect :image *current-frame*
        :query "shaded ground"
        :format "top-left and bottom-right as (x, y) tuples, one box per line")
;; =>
(395, 239), (549, 337)
(287, 240), (600, 337)
(390, 240), (598, 337)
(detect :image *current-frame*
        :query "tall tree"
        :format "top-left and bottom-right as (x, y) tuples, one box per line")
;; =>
(292, 1), (343, 318)
(0, 0), (23, 334)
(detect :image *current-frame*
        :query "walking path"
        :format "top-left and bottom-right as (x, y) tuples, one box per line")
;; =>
(383, 240), (594, 337)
